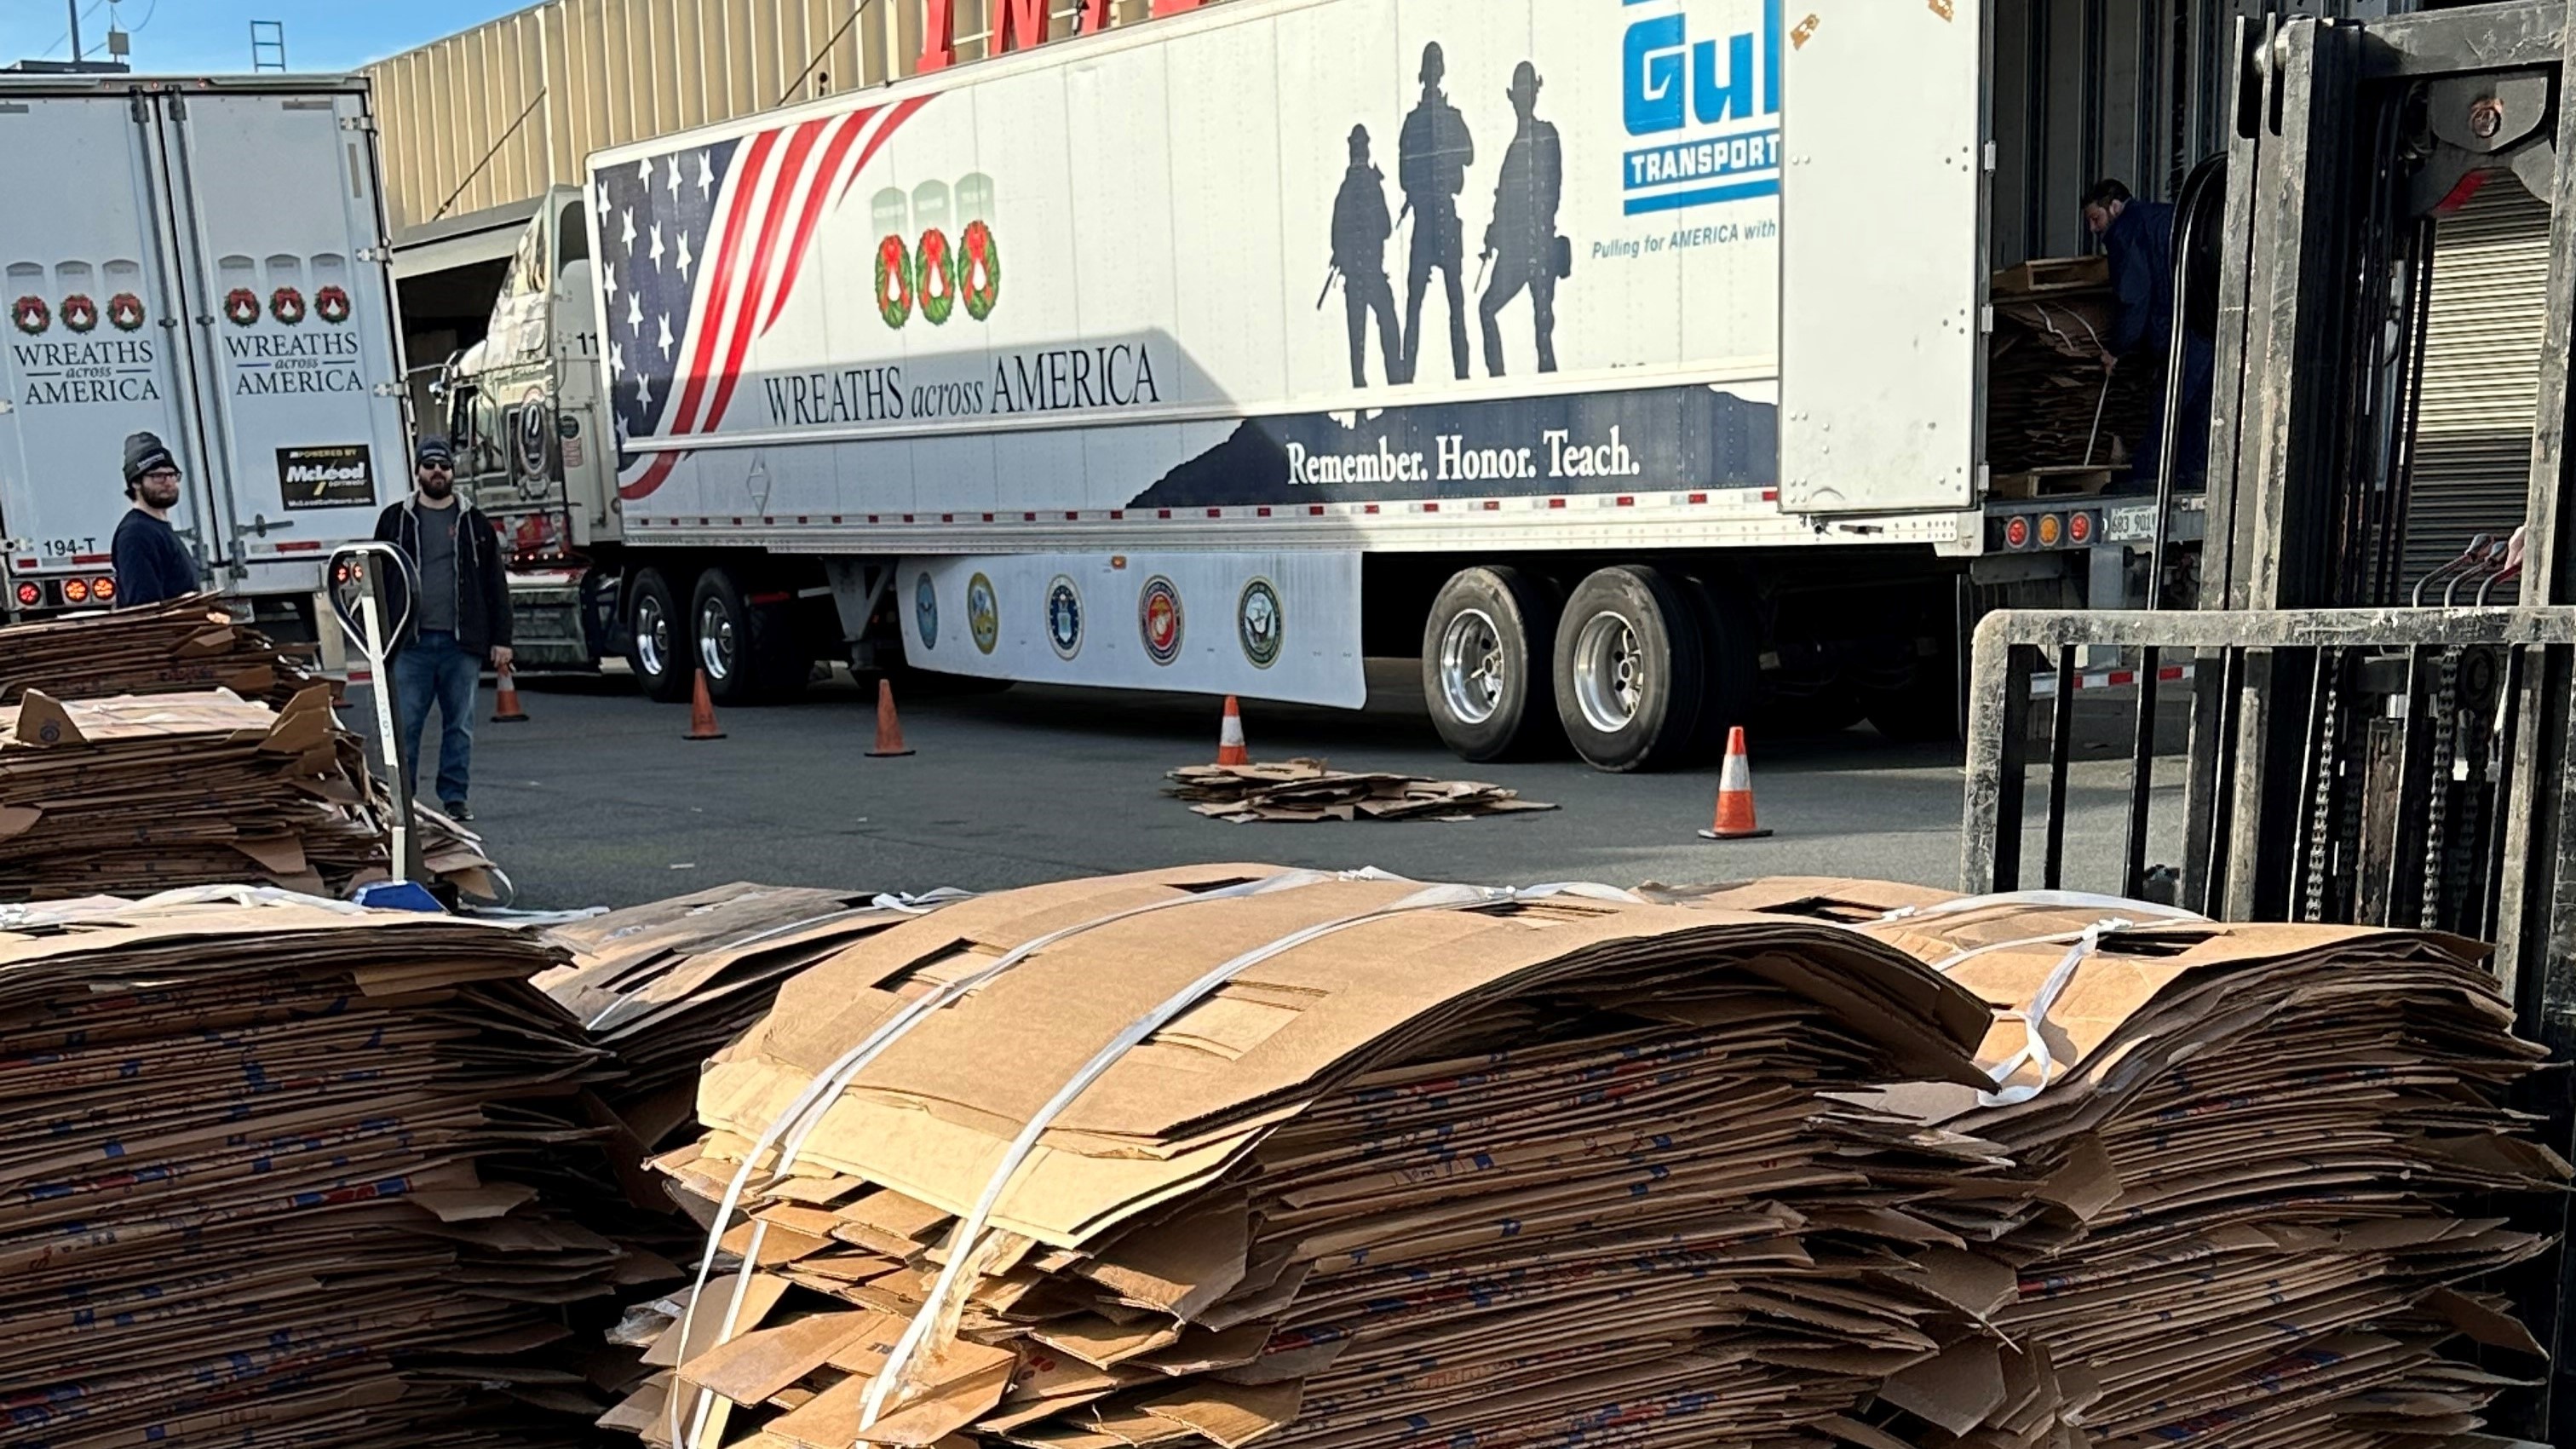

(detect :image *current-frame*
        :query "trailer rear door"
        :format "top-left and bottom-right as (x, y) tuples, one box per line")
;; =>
(1778, 0), (1985, 515)
(152, 86), (407, 595)
(0, 92), (210, 594)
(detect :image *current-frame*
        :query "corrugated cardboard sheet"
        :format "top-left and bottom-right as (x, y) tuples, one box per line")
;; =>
(0, 594), (320, 707)
(0, 894), (636, 1446)
(1674, 883), (2570, 1449)
(613, 865), (2002, 1449)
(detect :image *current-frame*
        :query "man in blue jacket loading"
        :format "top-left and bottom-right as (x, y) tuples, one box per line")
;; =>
(2084, 179), (2213, 490)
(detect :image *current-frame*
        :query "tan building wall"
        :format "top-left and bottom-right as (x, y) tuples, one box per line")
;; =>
(367, 0), (1184, 241)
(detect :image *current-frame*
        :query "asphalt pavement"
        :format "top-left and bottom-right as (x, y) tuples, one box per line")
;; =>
(354, 662), (2186, 911)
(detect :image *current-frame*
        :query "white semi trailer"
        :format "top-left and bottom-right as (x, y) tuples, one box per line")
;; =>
(443, 0), (2199, 770)
(0, 73), (411, 630)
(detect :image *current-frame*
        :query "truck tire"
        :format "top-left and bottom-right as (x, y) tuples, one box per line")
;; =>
(625, 567), (693, 704)
(1677, 572), (1762, 762)
(1423, 566), (1561, 762)
(692, 568), (809, 705)
(1552, 565), (1707, 773)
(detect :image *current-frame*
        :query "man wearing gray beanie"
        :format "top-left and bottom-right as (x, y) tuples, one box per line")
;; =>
(111, 431), (199, 607)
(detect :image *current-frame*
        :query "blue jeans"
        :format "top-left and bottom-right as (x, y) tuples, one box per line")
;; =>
(394, 630), (480, 807)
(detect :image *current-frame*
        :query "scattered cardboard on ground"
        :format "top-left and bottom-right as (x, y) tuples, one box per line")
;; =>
(0, 891), (629, 1446)
(1165, 761), (1555, 822)
(0, 593), (320, 706)
(1665, 880), (2570, 1448)
(609, 865), (2002, 1449)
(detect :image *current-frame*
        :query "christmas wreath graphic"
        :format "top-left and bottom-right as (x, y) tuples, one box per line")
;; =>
(269, 286), (306, 326)
(314, 285), (351, 325)
(223, 288), (262, 327)
(107, 292), (145, 331)
(11, 296), (47, 336)
(961, 219), (1001, 322)
(60, 294), (97, 334)
(875, 235), (913, 330)
(916, 228), (957, 326)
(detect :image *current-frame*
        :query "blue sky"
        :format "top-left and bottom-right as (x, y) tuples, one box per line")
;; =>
(3, 0), (532, 74)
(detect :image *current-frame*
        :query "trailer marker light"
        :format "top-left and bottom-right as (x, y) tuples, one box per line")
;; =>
(2004, 517), (2031, 549)
(1482, 500), (1500, 511)
(60, 578), (88, 605)
(1615, 496), (1635, 507)
(1549, 498), (1567, 509)
(2068, 511), (2094, 544)
(14, 583), (39, 608)
(1206, 508), (1222, 518)
(2038, 514), (2063, 547)
(89, 577), (114, 603)
(1364, 504), (1381, 515)
(1256, 507), (1272, 518)
(1067, 512), (1080, 521)
(1688, 492), (1708, 504)
(1308, 505), (1325, 516)
(1157, 509), (1172, 520)
(1423, 503), (1440, 514)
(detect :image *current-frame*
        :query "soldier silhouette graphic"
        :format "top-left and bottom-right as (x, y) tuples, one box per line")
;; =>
(1397, 42), (1475, 384)
(1480, 60), (1564, 377)
(1331, 125), (1401, 388)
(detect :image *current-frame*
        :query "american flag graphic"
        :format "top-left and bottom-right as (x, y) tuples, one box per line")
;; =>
(597, 96), (935, 501)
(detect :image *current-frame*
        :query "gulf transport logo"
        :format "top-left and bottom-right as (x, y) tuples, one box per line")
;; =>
(1622, 0), (1784, 215)
(1138, 577), (1184, 666)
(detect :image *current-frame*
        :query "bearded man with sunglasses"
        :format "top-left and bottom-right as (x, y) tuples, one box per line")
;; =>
(371, 436), (513, 822)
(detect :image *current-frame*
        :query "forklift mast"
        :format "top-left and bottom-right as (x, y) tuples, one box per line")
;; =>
(1962, 5), (2576, 1435)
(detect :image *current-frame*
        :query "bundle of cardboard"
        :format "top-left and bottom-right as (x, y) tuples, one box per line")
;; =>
(1166, 762), (1555, 823)
(1988, 257), (2155, 483)
(1670, 879), (2569, 1449)
(0, 892), (628, 1446)
(541, 883), (963, 1159)
(0, 593), (319, 705)
(0, 686), (499, 904)
(607, 865), (2003, 1449)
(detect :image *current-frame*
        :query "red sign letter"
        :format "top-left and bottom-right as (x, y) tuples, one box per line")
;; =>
(919, 0), (957, 72)
(992, 0), (1049, 53)
(1151, 0), (1203, 13)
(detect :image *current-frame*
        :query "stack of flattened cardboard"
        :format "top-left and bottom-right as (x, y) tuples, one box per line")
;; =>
(1675, 881), (2570, 1449)
(1166, 761), (1555, 822)
(1987, 257), (2154, 480)
(0, 893), (629, 1446)
(538, 884), (971, 1425)
(0, 687), (500, 904)
(609, 865), (2002, 1449)
(541, 883), (962, 1159)
(0, 687), (388, 898)
(0, 594), (319, 705)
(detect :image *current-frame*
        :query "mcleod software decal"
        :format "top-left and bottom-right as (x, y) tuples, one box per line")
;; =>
(1622, 0), (1782, 216)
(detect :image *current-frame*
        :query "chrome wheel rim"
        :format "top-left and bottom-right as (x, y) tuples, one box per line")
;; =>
(635, 594), (673, 680)
(696, 598), (736, 682)
(1438, 608), (1507, 726)
(1573, 611), (1645, 733)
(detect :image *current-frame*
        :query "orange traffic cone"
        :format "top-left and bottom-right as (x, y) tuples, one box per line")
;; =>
(866, 677), (914, 757)
(684, 669), (726, 741)
(489, 662), (529, 723)
(1699, 727), (1772, 840)
(1216, 695), (1251, 766)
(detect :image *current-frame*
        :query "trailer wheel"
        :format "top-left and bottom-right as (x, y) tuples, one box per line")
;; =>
(1552, 566), (1707, 773)
(1862, 637), (1964, 744)
(693, 568), (808, 705)
(1422, 566), (1561, 762)
(1677, 572), (1762, 762)
(625, 567), (693, 704)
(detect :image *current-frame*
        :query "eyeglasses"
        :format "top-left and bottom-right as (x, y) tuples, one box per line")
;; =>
(141, 468), (181, 483)
(417, 462), (454, 474)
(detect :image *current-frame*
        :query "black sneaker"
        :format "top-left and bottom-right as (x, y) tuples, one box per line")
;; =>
(441, 800), (474, 822)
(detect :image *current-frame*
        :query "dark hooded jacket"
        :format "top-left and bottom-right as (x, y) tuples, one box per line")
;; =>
(371, 495), (513, 654)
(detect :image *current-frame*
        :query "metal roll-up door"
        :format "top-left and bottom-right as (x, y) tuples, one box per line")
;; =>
(2406, 173), (2550, 595)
